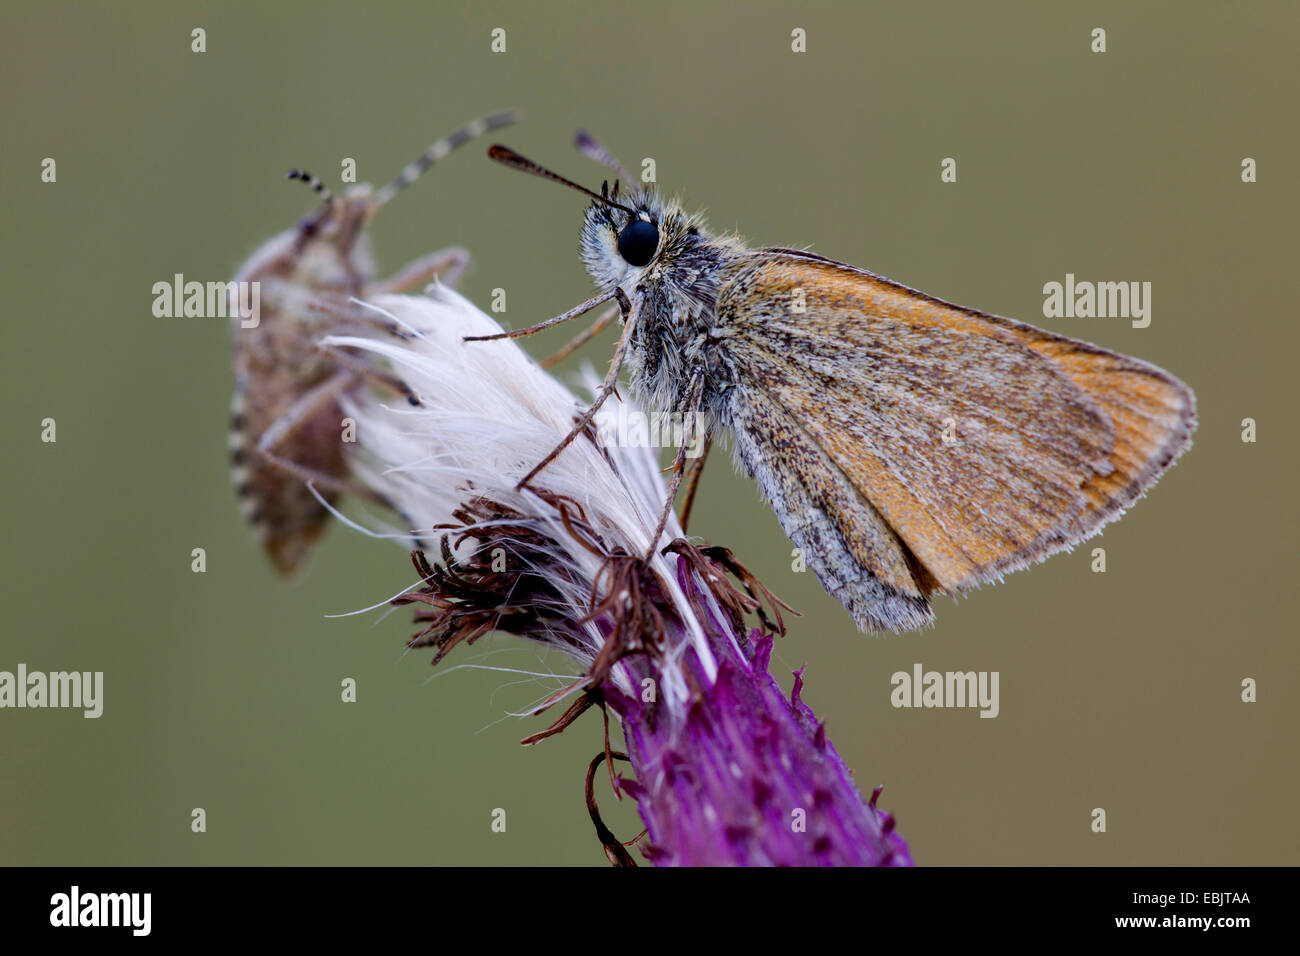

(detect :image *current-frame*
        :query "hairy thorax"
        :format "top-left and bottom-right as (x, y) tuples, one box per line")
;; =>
(625, 231), (747, 423)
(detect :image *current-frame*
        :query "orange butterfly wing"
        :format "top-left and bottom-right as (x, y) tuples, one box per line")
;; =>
(719, 251), (1194, 612)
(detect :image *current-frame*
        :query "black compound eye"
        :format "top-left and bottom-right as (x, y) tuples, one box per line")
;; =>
(617, 219), (659, 266)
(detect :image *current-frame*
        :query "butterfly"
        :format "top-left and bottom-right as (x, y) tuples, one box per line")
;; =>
(469, 131), (1196, 632)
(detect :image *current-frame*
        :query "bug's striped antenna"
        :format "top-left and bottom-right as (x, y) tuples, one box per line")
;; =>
(574, 129), (635, 190)
(373, 109), (520, 208)
(286, 168), (334, 208)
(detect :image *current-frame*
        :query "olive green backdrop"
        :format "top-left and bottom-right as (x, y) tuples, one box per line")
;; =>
(2, 0), (1295, 866)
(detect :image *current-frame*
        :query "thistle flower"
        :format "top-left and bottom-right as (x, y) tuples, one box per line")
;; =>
(323, 287), (911, 866)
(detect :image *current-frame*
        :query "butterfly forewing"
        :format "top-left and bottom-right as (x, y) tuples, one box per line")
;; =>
(719, 251), (1195, 616)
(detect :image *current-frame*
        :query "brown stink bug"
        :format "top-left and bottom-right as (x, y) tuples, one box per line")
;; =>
(229, 110), (517, 574)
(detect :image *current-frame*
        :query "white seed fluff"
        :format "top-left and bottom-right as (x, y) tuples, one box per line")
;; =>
(322, 287), (719, 706)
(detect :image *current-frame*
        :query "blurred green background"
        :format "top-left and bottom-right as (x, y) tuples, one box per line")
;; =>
(2, 0), (1296, 866)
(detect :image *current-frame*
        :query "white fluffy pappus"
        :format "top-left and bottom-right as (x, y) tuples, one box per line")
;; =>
(321, 287), (721, 707)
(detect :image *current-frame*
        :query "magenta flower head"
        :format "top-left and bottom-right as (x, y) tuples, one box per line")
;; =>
(323, 287), (911, 866)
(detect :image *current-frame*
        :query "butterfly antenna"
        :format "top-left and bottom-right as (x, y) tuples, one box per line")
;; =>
(488, 145), (637, 215)
(373, 109), (519, 208)
(574, 129), (635, 189)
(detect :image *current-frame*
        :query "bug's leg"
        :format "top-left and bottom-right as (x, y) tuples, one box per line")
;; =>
(296, 292), (408, 339)
(677, 434), (713, 534)
(540, 302), (619, 369)
(643, 371), (706, 560)
(255, 371), (388, 504)
(515, 288), (642, 491)
(372, 246), (471, 293)
(315, 342), (422, 406)
(334, 307), (417, 341)
(585, 749), (637, 867)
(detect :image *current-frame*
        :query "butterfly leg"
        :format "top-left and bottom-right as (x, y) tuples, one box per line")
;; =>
(254, 370), (388, 504)
(463, 288), (620, 343)
(515, 288), (642, 491)
(643, 370), (706, 560)
(540, 303), (620, 368)
(372, 246), (471, 294)
(677, 434), (713, 534)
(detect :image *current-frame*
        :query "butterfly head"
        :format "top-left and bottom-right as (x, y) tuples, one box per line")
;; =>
(488, 139), (710, 297)
(580, 189), (696, 292)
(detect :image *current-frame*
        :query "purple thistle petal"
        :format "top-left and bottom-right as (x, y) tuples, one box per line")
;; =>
(596, 554), (911, 867)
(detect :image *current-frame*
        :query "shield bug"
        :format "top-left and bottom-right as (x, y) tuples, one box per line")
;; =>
(229, 110), (517, 574)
